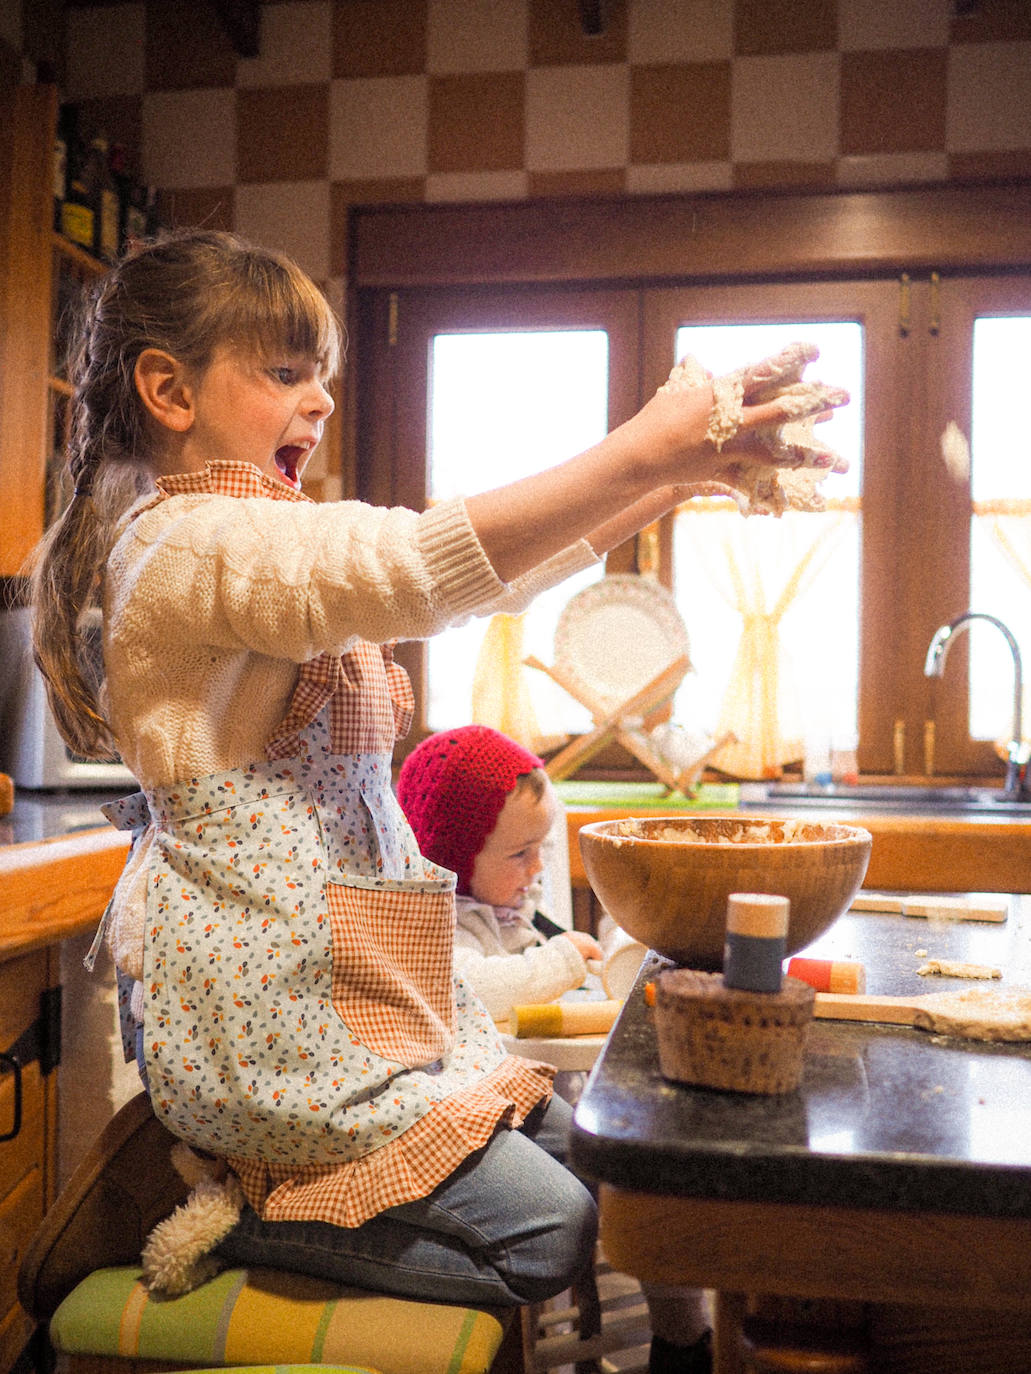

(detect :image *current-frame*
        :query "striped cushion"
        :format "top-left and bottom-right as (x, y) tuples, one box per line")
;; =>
(50, 1267), (506, 1374)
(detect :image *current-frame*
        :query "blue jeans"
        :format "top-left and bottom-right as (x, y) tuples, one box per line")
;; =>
(214, 1094), (598, 1307)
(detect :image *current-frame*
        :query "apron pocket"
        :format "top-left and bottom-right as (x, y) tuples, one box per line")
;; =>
(327, 878), (456, 1066)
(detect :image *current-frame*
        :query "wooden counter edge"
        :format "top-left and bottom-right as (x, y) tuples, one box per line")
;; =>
(599, 1186), (1031, 1312)
(565, 807), (1031, 894)
(0, 826), (129, 958)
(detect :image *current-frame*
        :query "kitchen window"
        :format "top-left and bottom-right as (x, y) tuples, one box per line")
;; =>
(350, 189), (1031, 783)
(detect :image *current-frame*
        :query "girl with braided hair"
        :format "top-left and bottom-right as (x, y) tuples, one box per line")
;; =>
(28, 229), (846, 1351)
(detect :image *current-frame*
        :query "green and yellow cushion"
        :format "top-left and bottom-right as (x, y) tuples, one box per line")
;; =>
(50, 1267), (507, 1374)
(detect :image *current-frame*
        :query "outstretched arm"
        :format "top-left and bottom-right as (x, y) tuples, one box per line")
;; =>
(465, 346), (847, 582)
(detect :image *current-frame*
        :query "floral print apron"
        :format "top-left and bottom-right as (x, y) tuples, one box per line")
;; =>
(99, 476), (553, 1225)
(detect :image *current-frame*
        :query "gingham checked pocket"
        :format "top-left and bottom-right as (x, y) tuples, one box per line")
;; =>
(327, 876), (457, 1067)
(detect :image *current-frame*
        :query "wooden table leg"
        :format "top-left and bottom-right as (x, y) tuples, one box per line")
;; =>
(714, 1291), (748, 1374)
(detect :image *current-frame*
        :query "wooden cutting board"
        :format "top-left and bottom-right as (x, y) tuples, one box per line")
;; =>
(813, 986), (1031, 1042)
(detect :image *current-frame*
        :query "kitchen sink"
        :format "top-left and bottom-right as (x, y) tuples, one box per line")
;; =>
(737, 782), (1031, 816)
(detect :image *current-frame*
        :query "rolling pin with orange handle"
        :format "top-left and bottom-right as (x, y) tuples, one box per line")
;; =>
(509, 1000), (622, 1038)
(787, 957), (866, 994)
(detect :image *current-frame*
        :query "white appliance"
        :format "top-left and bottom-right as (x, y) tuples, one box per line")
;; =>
(0, 605), (135, 789)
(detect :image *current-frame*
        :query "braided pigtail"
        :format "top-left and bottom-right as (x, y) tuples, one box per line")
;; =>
(30, 271), (152, 759)
(29, 228), (342, 761)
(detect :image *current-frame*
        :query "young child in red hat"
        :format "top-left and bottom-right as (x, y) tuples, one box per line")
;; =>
(398, 724), (713, 1373)
(397, 725), (602, 1024)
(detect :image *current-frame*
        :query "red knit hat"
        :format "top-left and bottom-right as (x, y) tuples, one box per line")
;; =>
(397, 725), (544, 894)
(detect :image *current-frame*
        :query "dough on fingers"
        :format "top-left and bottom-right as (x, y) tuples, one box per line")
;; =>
(659, 341), (848, 516)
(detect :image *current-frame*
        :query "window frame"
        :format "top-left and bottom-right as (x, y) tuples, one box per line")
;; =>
(353, 283), (643, 732)
(349, 184), (1031, 778)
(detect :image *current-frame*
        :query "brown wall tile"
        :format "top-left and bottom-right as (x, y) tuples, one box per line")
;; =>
(949, 148), (1031, 180)
(237, 84), (329, 183)
(529, 167), (626, 195)
(841, 48), (948, 155)
(630, 62), (731, 163)
(144, 0), (236, 91)
(529, 0), (628, 66)
(428, 72), (525, 173)
(163, 185), (235, 231)
(332, 0), (427, 79)
(733, 159), (836, 189)
(950, 0), (1031, 43)
(734, 0), (838, 56)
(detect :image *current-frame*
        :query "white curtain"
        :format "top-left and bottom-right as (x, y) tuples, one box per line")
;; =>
(974, 500), (1031, 753)
(676, 499), (857, 779)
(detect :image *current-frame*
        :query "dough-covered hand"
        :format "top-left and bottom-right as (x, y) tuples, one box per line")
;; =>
(660, 341), (849, 515)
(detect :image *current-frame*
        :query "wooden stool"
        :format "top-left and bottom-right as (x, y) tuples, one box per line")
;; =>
(44, 1264), (516, 1374)
(520, 1247), (651, 1373)
(18, 1092), (520, 1374)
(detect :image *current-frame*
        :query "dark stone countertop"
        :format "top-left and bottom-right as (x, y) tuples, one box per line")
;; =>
(571, 899), (1031, 1219)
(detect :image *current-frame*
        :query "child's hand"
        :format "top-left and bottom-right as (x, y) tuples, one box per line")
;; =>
(652, 342), (850, 516)
(561, 930), (604, 962)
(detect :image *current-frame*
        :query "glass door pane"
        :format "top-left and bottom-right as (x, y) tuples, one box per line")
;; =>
(371, 284), (640, 745)
(426, 329), (610, 731)
(970, 315), (1031, 745)
(669, 321), (864, 776)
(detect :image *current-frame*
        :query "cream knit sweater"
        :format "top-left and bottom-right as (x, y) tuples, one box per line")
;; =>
(453, 891), (587, 1022)
(101, 472), (599, 985)
(103, 482), (597, 789)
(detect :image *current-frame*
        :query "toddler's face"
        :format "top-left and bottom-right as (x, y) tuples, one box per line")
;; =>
(469, 780), (557, 910)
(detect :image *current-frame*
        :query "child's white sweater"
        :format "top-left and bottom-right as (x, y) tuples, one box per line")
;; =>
(454, 888), (587, 1021)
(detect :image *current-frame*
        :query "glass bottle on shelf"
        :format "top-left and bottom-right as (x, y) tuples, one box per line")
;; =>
(53, 104), (73, 232)
(124, 180), (148, 250)
(59, 112), (95, 251)
(108, 141), (133, 256)
(88, 134), (120, 262)
(144, 184), (162, 237)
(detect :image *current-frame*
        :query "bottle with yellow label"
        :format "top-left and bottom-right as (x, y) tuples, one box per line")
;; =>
(86, 135), (120, 262)
(60, 114), (95, 252)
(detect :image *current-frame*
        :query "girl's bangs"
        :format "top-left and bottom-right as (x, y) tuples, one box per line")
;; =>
(228, 259), (342, 377)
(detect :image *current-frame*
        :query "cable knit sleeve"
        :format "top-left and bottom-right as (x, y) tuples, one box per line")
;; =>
(110, 492), (599, 661)
(454, 935), (587, 1022)
(471, 541), (601, 618)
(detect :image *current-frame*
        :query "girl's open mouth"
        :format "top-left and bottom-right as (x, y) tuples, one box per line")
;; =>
(275, 445), (304, 489)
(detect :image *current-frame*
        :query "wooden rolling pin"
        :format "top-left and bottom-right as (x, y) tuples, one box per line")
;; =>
(850, 892), (1008, 922)
(509, 1000), (622, 1038)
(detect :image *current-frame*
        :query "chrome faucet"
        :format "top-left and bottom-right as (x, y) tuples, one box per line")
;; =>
(924, 612), (1028, 799)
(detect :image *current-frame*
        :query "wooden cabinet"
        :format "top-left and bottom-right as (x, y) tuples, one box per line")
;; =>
(0, 84), (55, 578)
(0, 84), (103, 578)
(0, 827), (131, 1372)
(0, 948), (59, 1374)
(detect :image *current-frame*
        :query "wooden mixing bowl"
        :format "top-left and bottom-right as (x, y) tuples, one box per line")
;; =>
(578, 814), (872, 969)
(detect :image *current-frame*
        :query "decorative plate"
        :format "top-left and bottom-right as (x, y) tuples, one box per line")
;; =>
(553, 574), (690, 715)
